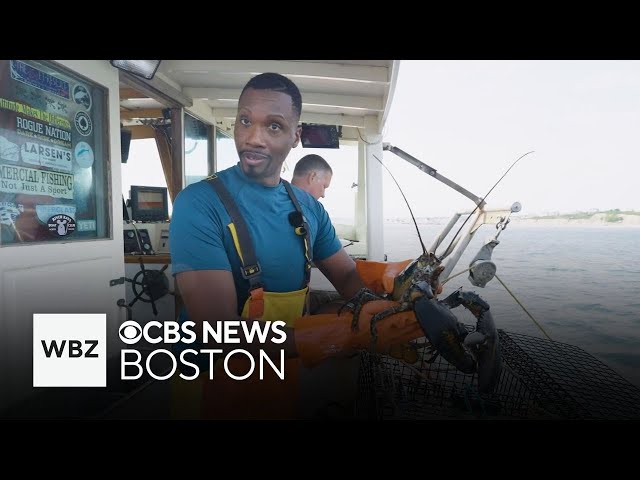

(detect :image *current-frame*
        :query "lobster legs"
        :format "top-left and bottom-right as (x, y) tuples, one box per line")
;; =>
(338, 287), (387, 331)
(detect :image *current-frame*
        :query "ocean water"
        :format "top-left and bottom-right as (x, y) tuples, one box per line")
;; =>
(382, 222), (640, 389)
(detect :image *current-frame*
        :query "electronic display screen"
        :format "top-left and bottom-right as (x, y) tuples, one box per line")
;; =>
(301, 124), (340, 149)
(130, 186), (168, 222)
(138, 191), (164, 211)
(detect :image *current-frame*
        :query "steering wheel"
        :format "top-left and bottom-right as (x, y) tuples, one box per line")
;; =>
(128, 260), (170, 316)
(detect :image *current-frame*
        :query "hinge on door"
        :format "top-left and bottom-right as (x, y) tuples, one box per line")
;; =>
(110, 277), (127, 287)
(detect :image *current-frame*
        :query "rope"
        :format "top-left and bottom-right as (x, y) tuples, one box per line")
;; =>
(441, 268), (552, 341)
(494, 274), (553, 341)
(441, 267), (471, 285)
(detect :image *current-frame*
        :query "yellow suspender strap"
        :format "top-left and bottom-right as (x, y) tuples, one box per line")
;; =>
(205, 175), (264, 317)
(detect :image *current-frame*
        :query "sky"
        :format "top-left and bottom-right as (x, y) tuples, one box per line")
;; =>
(123, 60), (640, 220)
(377, 60), (640, 218)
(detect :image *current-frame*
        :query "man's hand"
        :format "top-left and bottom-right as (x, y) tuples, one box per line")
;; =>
(355, 259), (413, 295)
(294, 299), (424, 367)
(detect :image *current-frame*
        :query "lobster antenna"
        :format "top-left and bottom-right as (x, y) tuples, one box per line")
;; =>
(442, 150), (534, 258)
(372, 153), (426, 255)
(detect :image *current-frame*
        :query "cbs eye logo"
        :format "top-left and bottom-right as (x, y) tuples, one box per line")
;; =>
(119, 321), (142, 345)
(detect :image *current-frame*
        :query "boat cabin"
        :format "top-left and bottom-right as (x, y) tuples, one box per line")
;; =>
(0, 60), (399, 415)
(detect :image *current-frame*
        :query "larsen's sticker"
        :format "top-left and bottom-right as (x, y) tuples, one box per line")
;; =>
(47, 214), (76, 237)
(10, 60), (70, 100)
(72, 84), (92, 111)
(74, 141), (94, 168)
(36, 204), (76, 224)
(21, 142), (72, 173)
(0, 202), (24, 226)
(0, 135), (19, 163)
(16, 116), (72, 149)
(74, 111), (92, 136)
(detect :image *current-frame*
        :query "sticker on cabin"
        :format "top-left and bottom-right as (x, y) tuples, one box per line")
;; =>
(47, 214), (76, 237)
(14, 84), (70, 118)
(0, 97), (71, 130)
(20, 142), (72, 173)
(0, 135), (19, 163)
(16, 116), (72, 149)
(0, 202), (24, 226)
(10, 60), (70, 100)
(0, 165), (74, 199)
(74, 111), (92, 137)
(74, 141), (94, 168)
(44, 95), (69, 117)
(36, 204), (76, 224)
(72, 84), (92, 111)
(77, 219), (96, 232)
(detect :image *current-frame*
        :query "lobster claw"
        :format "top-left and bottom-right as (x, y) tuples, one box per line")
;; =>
(444, 290), (502, 393)
(414, 291), (502, 394)
(413, 295), (476, 375)
(442, 290), (502, 394)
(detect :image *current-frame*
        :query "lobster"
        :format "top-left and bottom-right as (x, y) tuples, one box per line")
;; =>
(343, 252), (501, 394)
(340, 152), (512, 395)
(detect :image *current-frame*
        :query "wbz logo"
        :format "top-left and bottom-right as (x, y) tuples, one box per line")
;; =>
(41, 339), (99, 358)
(33, 314), (106, 387)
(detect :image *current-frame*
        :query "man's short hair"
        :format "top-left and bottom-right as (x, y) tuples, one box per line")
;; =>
(293, 154), (333, 177)
(240, 72), (302, 120)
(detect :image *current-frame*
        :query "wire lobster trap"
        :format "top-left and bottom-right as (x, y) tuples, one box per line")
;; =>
(355, 328), (640, 420)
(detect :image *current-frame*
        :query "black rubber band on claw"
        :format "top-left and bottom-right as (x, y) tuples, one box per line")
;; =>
(440, 290), (463, 308)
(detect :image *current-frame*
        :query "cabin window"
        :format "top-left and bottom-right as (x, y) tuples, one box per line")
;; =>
(184, 113), (211, 187)
(282, 142), (359, 235)
(214, 127), (237, 172)
(0, 60), (109, 246)
(121, 138), (173, 216)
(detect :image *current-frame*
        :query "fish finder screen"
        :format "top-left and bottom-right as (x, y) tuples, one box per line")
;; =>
(130, 186), (168, 222)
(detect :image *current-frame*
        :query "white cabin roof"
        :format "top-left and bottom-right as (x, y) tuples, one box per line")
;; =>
(119, 60), (400, 136)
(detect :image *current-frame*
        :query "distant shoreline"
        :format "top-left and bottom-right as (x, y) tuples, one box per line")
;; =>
(510, 217), (640, 227)
(385, 213), (640, 227)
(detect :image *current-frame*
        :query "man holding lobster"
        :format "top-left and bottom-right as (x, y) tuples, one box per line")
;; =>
(170, 72), (469, 420)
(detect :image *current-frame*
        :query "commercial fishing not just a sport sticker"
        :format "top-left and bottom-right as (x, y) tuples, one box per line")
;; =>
(0, 165), (74, 199)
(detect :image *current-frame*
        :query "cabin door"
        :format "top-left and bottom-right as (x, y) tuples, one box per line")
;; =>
(0, 60), (125, 411)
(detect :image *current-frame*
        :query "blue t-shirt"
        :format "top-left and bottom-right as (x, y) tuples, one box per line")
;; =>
(170, 163), (342, 316)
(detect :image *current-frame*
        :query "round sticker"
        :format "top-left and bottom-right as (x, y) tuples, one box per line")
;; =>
(74, 141), (94, 168)
(73, 84), (92, 110)
(47, 214), (76, 237)
(74, 111), (93, 136)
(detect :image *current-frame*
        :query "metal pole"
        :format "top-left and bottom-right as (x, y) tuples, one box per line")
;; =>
(383, 143), (485, 208)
